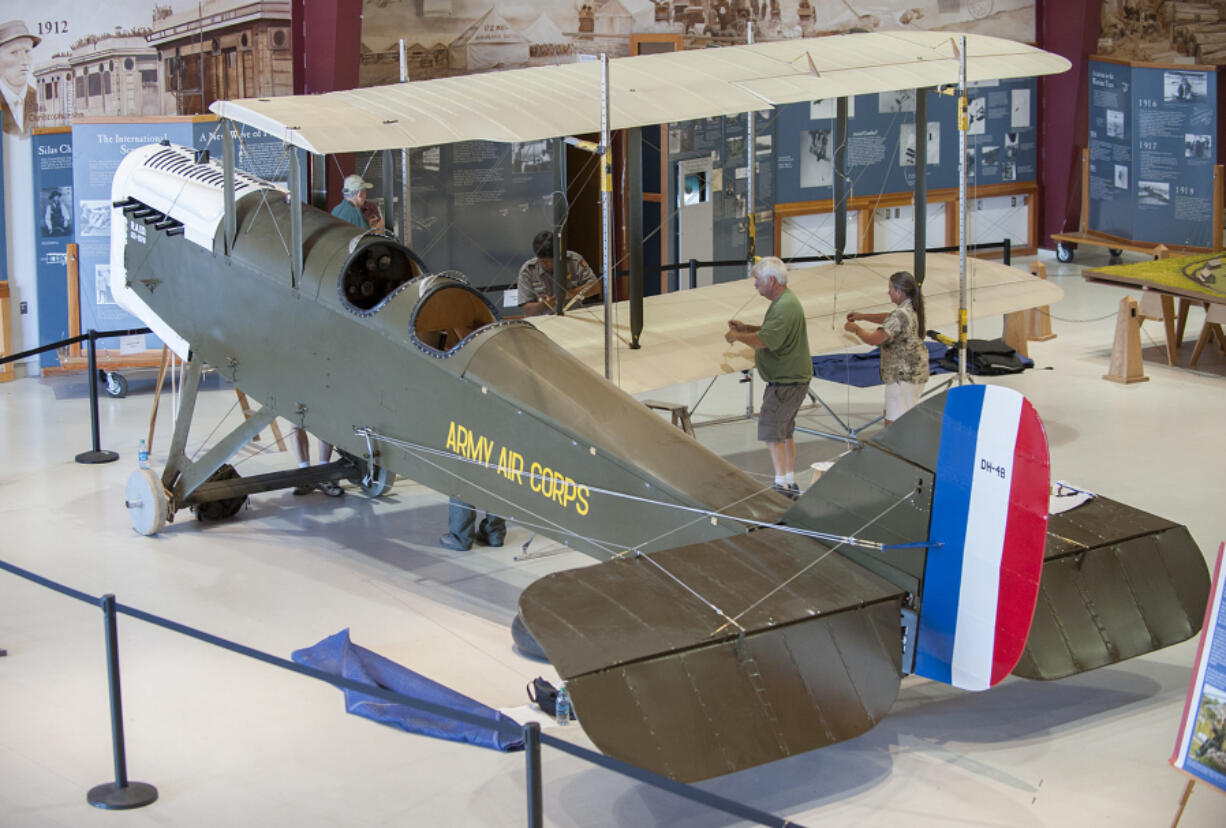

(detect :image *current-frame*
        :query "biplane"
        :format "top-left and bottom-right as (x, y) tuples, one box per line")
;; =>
(110, 33), (1209, 781)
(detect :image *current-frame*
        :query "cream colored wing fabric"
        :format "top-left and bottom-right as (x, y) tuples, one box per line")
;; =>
(529, 253), (1063, 396)
(211, 33), (1069, 155)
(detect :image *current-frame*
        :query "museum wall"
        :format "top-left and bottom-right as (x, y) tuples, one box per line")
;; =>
(3, 1), (1150, 374)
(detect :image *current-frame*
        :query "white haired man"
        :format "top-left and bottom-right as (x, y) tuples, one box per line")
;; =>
(725, 257), (811, 498)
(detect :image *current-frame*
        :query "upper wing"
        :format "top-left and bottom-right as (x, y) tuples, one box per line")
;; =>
(211, 32), (1069, 155)
(529, 252), (1064, 395)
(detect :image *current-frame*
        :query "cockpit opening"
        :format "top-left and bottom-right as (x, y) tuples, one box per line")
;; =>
(339, 239), (422, 313)
(412, 284), (499, 353)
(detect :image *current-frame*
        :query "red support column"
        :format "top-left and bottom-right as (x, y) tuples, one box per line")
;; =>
(292, 0), (363, 207)
(1037, 0), (1102, 249)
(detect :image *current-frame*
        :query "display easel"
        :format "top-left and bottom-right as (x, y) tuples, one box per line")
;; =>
(0, 280), (12, 382)
(1052, 148), (1225, 261)
(42, 243), (165, 378)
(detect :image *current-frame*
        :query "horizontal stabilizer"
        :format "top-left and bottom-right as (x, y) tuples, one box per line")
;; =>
(1013, 495), (1210, 680)
(518, 531), (904, 782)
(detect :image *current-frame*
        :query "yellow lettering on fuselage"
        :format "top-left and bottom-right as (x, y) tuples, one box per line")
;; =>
(447, 420), (588, 516)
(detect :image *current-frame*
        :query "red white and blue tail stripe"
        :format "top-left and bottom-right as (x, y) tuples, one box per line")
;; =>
(914, 385), (1049, 691)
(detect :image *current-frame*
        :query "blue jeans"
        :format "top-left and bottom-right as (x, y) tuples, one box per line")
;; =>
(444, 498), (505, 549)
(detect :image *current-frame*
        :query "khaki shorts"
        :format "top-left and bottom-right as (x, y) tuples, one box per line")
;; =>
(758, 382), (809, 442)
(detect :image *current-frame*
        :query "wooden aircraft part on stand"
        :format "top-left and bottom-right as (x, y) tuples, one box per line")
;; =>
(518, 531), (904, 782)
(530, 252), (1064, 395)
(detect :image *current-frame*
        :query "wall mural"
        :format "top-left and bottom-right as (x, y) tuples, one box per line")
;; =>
(1096, 0), (1226, 66)
(359, 1), (1036, 85)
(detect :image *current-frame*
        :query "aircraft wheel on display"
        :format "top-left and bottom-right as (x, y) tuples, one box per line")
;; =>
(1056, 243), (1074, 263)
(339, 450), (395, 497)
(126, 468), (169, 536)
(358, 465), (396, 498)
(104, 371), (129, 398)
(194, 464), (247, 522)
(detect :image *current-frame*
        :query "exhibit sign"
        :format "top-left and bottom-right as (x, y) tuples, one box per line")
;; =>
(774, 77), (1039, 205)
(71, 119), (197, 350)
(1088, 58), (1218, 248)
(192, 118), (306, 192)
(30, 128), (74, 367)
(410, 139), (560, 292)
(1172, 542), (1226, 795)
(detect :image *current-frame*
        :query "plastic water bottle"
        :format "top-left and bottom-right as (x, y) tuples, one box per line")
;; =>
(555, 682), (570, 726)
(138, 439), (150, 469)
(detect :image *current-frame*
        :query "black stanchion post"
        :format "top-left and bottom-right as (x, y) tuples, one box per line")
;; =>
(524, 722), (542, 828)
(688, 258), (697, 290)
(75, 330), (119, 465)
(87, 594), (158, 810)
(1003, 237), (1011, 266)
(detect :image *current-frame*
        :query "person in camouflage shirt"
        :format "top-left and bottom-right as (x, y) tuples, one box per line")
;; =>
(517, 230), (600, 316)
(844, 270), (929, 424)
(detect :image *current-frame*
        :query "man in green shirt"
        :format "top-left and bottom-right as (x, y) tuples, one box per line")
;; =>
(726, 257), (812, 498)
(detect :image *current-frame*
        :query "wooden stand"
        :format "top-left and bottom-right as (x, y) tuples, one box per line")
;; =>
(1027, 261), (1057, 341)
(1190, 302), (1226, 367)
(0, 280), (12, 383)
(642, 400), (695, 435)
(1001, 261), (1058, 359)
(1104, 295), (1149, 383)
(46, 242), (165, 376)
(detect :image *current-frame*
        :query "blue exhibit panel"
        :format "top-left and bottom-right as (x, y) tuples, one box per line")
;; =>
(192, 119), (307, 192)
(71, 121), (195, 350)
(1088, 59), (1218, 247)
(410, 139), (559, 292)
(1088, 60), (1135, 239)
(31, 129), (75, 367)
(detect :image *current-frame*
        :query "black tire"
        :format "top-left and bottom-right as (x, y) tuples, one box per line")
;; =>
(1108, 248), (1123, 257)
(194, 464), (248, 521)
(104, 371), (129, 398)
(1056, 243), (1074, 263)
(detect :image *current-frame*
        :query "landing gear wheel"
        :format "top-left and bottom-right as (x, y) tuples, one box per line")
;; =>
(1108, 247), (1123, 257)
(194, 464), (247, 522)
(1056, 243), (1074, 263)
(126, 468), (169, 536)
(339, 450), (395, 497)
(104, 371), (128, 398)
(358, 465), (395, 498)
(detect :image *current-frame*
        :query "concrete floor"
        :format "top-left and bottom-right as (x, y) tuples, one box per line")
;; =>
(1, 248), (1225, 827)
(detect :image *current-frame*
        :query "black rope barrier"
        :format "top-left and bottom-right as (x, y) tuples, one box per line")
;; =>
(0, 556), (805, 827)
(0, 326), (151, 465)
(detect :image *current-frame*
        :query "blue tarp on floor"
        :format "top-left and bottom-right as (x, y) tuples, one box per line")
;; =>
(293, 629), (523, 752)
(812, 341), (951, 387)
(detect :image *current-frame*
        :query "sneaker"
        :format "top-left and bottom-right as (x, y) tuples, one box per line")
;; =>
(476, 532), (505, 548)
(772, 483), (800, 501)
(439, 534), (472, 552)
(292, 484), (314, 495)
(317, 481), (344, 497)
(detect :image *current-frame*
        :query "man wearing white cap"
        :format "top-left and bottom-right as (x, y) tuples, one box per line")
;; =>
(0, 20), (39, 136)
(330, 173), (384, 231)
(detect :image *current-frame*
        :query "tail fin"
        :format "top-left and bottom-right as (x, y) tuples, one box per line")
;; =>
(913, 385), (1049, 690)
(784, 384), (1050, 692)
